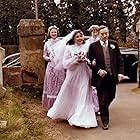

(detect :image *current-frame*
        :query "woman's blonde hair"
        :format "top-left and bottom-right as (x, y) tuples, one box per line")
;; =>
(47, 25), (60, 38)
(88, 25), (99, 32)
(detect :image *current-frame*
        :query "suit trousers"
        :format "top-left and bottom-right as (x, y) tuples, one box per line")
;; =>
(96, 73), (116, 125)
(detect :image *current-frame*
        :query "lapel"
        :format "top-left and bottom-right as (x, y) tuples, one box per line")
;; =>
(97, 41), (104, 58)
(96, 41), (105, 65)
(108, 40), (113, 62)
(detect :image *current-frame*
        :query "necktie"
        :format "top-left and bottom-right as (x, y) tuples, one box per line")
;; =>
(102, 42), (112, 75)
(103, 42), (108, 56)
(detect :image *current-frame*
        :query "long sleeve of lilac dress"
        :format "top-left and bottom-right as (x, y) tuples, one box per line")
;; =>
(63, 47), (79, 70)
(43, 47), (51, 62)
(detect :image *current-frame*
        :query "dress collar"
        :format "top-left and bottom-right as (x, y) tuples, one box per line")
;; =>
(50, 38), (59, 42)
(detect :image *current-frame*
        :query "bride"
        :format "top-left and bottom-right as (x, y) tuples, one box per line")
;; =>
(47, 30), (99, 128)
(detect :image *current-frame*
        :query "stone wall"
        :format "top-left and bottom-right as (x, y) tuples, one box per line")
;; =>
(17, 19), (45, 89)
(2, 45), (19, 56)
(3, 66), (22, 86)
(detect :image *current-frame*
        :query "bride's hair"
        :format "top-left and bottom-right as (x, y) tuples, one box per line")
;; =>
(67, 30), (85, 45)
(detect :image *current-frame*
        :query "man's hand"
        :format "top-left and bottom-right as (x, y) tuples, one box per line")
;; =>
(98, 69), (107, 77)
(92, 59), (96, 66)
(118, 74), (125, 82)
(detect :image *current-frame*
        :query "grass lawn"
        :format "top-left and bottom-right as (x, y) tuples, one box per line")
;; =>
(0, 87), (70, 140)
(132, 87), (140, 94)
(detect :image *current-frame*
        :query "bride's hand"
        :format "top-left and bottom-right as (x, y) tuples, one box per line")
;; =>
(77, 56), (84, 62)
(73, 55), (80, 64)
(47, 57), (53, 62)
(78, 53), (86, 62)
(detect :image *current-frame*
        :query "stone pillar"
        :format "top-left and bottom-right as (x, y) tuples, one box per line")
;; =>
(136, 19), (140, 87)
(0, 47), (5, 86)
(17, 19), (45, 89)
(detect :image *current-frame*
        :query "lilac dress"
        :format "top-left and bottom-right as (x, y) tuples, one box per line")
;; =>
(42, 38), (65, 109)
(85, 36), (100, 45)
(47, 44), (99, 128)
(85, 36), (100, 78)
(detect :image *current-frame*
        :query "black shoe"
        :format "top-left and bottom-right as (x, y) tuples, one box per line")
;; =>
(95, 111), (100, 116)
(97, 111), (100, 116)
(102, 124), (109, 130)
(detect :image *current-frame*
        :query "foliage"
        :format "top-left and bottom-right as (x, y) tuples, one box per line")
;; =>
(38, 0), (60, 33)
(0, 0), (140, 45)
(133, 0), (140, 30)
(0, 0), (34, 45)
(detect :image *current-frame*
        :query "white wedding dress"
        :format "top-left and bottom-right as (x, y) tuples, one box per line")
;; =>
(47, 43), (99, 128)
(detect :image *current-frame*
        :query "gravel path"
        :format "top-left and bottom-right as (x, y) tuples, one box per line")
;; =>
(53, 83), (140, 140)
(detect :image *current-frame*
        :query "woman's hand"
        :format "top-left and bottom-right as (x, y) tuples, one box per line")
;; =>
(48, 57), (53, 62)
(73, 55), (80, 64)
(77, 52), (86, 62)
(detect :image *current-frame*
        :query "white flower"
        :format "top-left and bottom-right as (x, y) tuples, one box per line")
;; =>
(110, 44), (115, 49)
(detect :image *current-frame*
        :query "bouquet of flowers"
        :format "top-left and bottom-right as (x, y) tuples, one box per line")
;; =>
(74, 52), (91, 65)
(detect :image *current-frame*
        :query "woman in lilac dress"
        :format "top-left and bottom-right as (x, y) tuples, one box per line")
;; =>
(85, 25), (100, 82)
(47, 30), (99, 128)
(86, 25), (100, 44)
(42, 26), (65, 109)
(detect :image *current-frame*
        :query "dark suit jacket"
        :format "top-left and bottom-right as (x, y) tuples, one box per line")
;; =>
(87, 39), (124, 87)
